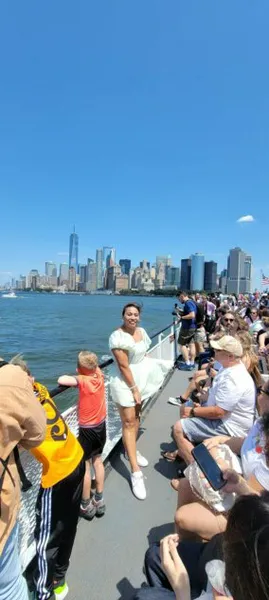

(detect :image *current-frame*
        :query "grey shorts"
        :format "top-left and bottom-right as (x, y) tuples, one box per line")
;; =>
(194, 327), (206, 343)
(181, 416), (230, 443)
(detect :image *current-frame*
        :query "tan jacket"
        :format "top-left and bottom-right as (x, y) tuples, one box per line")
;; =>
(0, 365), (46, 555)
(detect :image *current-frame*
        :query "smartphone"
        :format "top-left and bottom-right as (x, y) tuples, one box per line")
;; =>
(191, 443), (225, 491)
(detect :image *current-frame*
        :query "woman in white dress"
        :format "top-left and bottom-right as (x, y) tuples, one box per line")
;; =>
(109, 303), (172, 500)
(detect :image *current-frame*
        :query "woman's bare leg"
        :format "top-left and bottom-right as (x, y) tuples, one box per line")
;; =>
(175, 501), (227, 541)
(118, 405), (140, 472)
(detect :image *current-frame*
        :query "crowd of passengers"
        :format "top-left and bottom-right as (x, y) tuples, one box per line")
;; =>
(0, 292), (269, 600)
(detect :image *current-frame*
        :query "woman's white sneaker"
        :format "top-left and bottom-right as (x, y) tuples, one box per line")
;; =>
(131, 471), (147, 500)
(124, 450), (149, 467)
(136, 450), (149, 467)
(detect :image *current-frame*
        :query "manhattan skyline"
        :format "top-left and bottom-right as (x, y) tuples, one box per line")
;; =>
(0, 2), (268, 289)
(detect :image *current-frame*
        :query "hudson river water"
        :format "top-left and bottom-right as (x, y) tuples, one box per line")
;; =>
(0, 293), (176, 409)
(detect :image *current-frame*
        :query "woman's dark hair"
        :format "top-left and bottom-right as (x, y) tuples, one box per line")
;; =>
(245, 306), (254, 322)
(261, 308), (269, 319)
(224, 492), (269, 600)
(122, 303), (142, 317)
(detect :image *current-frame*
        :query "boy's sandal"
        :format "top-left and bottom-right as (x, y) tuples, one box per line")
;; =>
(161, 450), (179, 462)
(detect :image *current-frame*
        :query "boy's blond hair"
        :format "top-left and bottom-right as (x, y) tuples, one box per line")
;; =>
(77, 351), (98, 371)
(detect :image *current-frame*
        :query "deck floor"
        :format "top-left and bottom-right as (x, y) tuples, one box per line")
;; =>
(67, 368), (190, 600)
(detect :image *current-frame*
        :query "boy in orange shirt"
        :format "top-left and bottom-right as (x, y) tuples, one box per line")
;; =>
(58, 351), (106, 520)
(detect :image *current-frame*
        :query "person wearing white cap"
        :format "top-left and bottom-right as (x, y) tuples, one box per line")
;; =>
(172, 335), (256, 465)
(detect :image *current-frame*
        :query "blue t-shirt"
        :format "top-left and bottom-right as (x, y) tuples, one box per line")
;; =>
(181, 299), (197, 330)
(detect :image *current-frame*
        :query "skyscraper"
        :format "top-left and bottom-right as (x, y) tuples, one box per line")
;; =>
(119, 259), (131, 275)
(69, 226), (79, 274)
(156, 255), (172, 267)
(180, 259), (191, 290)
(191, 254), (205, 291)
(227, 247), (252, 294)
(45, 262), (57, 277)
(96, 248), (103, 289)
(204, 261), (217, 292)
(103, 247), (116, 269)
(59, 263), (69, 285)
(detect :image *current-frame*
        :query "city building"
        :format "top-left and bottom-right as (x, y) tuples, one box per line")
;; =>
(68, 267), (77, 291)
(45, 262), (57, 277)
(115, 274), (129, 292)
(191, 253), (205, 291)
(156, 255), (172, 267)
(103, 247), (116, 287)
(27, 270), (40, 289)
(119, 259), (131, 276)
(219, 269), (227, 294)
(165, 266), (180, 288)
(59, 263), (69, 285)
(86, 262), (97, 292)
(78, 264), (87, 292)
(227, 247), (252, 294)
(180, 259), (191, 290)
(106, 265), (121, 291)
(69, 226), (79, 274)
(96, 249), (103, 289)
(140, 260), (150, 270)
(204, 261), (217, 292)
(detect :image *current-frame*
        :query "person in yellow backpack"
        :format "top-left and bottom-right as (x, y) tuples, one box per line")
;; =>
(11, 357), (84, 600)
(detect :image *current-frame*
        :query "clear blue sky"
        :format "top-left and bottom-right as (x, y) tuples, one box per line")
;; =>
(0, 0), (268, 287)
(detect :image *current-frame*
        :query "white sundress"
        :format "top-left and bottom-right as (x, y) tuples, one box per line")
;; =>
(108, 327), (173, 407)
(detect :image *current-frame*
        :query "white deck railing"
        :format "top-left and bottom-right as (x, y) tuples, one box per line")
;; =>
(18, 323), (179, 571)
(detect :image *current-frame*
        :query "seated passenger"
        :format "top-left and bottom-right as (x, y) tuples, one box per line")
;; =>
(173, 380), (269, 542)
(11, 356), (84, 600)
(133, 490), (269, 600)
(172, 336), (255, 466)
(257, 309), (269, 353)
(58, 351), (107, 520)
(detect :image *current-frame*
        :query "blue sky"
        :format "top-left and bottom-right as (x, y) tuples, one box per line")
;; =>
(0, 1), (268, 288)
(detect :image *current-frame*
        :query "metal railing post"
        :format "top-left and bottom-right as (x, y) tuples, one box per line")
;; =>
(173, 318), (178, 364)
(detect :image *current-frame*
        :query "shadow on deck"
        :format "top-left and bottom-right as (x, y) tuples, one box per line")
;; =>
(67, 368), (190, 600)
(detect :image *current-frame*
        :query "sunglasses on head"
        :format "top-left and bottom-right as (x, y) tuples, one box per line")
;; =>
(257, 387), (269, 397)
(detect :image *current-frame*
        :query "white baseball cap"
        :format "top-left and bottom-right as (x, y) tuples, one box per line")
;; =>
(210, 335), (243, 358)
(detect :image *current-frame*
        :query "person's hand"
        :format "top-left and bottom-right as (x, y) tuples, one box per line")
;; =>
(160, 535), (191, 598)
(132, 388), (142, 405)
(222, 468), (248, 495)
(180, 405), (193, 419)
(203, 436), (229, 451)
(209, 367), (217, 378)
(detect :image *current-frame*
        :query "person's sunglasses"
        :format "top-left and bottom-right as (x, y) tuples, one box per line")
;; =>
(251, 311), (257, 315)
(257, 387), (269, 397)
(224, 318), (234, 323)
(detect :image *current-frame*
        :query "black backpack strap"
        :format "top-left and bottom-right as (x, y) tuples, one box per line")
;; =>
(13, 447), (32, 492)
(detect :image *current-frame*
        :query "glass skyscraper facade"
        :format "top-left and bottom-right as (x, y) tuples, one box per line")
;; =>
(69, 227), (79, 273)
(191, 253), (205, 291)
(96, 248), (103, 289)
(119, 259), (131, 275)
(180, 258), (191, 290)
(204, 261), (217, 292)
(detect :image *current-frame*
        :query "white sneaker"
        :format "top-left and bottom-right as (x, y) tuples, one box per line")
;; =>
(124, 450), (149, 467)
(136, 450), (149, 467)
(168, 396), (182, 406)
(131, 471), (147, 500)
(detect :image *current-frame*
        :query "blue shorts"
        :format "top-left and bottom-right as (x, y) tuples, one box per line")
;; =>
(181, 416), (230, 443)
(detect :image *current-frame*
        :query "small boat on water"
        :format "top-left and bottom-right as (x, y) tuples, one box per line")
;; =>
(2, 291), (17, 298)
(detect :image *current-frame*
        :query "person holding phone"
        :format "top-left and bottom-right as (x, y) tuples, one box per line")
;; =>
(173, 379), (269, 543)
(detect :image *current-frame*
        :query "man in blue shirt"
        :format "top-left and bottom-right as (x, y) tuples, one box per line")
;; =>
(177, 291), (197, 371)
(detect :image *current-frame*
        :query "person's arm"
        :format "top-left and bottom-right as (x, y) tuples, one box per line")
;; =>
(19, 378), (47, 449)
(57, 375), (78, 387)
(204, 435), (245, 455)
(222, 469), (262, 495)
(111, 348), (141, 405)
(181, 311), (195, 321)
(160, 535), (191, 600)
(180, 404), (228, 420)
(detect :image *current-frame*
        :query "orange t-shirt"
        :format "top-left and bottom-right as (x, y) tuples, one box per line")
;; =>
(77, 367), (106, 427)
